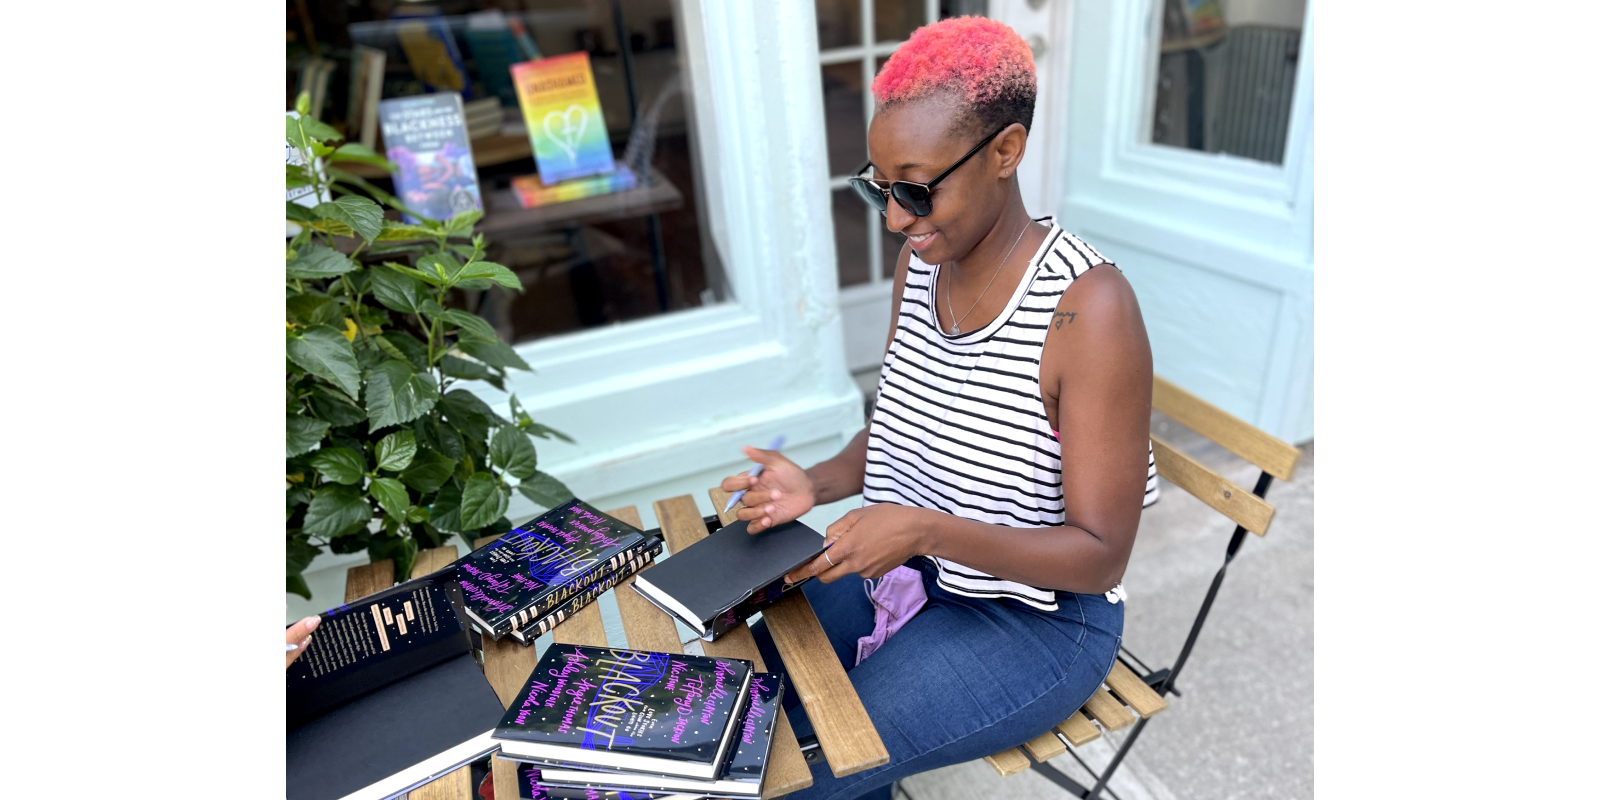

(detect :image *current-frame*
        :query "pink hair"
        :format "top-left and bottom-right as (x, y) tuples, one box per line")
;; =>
(871, 16), (1036, 108)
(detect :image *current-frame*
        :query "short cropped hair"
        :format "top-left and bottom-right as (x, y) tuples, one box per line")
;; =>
(871, 16), (1037, 141)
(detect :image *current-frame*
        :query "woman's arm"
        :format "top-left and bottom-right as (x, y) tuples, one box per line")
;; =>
(786, 266), (1153, 595)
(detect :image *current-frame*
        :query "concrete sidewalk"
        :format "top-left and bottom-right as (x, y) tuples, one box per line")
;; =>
(898, 420), (1315, 800)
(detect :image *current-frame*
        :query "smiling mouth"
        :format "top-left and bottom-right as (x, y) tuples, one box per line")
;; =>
(906, 231), (937, 250)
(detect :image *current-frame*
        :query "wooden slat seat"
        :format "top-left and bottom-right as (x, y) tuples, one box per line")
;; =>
(983, 374), (1294, 778)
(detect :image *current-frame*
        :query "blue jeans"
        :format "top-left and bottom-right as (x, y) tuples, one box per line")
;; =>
(750, 558), (1123, 800)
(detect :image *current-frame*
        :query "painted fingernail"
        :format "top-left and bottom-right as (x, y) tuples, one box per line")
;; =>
(285, 643), (298, 652)
(303, 616), (320, 631)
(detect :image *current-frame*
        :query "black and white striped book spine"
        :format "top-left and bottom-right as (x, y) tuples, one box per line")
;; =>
(510, 544), (663, 645)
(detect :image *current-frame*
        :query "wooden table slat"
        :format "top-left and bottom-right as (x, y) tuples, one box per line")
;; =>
(1081, 687), (1136, 731)
(1021, 729), (1067, 762)
(491, 753), (522, 800)
(983, 748), (1031, 777)
(1105, 661), (1168, 718)
(654, 495), (813, 798)
(406, 765), (471, 800)
(606, 506), (688, 654)
(344, 560), (395, 602)
(1055, 711), (1102, 746)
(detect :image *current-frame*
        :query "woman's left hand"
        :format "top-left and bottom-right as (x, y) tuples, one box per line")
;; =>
(785, 504), (933, 584)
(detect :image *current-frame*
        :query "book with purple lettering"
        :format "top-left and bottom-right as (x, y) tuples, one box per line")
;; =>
(454, 500), (653, 640)
(515, 763), (691, 800)
(509, 543), (663, 645)
(493, 644), (754, 780)
(535, 673), (785, 797)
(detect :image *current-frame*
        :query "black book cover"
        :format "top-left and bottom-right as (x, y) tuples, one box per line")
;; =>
(510, 540), (663, 645)
(455, 500), (650, 639)
(534, 673), (784, 797)
(516, 764), (684, 800)
(287, 578), (471, 726)
(493, 643), (753, 779)
(630, 518), (825, 639)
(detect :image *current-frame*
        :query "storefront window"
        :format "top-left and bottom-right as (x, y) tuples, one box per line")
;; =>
(287, 0), (729, 345)
(1148, 0), (1306, 165)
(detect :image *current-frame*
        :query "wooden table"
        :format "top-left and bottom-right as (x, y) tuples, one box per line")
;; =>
(341, 489), (889, 800)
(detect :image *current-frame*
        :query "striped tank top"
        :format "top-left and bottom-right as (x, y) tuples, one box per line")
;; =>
(863, 218), (1160, 610)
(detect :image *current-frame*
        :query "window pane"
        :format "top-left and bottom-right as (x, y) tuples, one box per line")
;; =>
(834, 189), (872, 288)
(329, 0), (731, 345)
(874, 0), (925, 43)
(822, 62), (867, 177)
(938, 0), (990, 20)
(816, 0), (862, 50)
(1149, 0), (1304, 164)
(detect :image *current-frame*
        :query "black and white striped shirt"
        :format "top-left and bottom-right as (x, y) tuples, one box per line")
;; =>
(863, 219), (1159, 610)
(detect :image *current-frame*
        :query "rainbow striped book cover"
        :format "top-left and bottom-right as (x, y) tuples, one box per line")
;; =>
(510, 164), (637, 210)
(511, 52), (617, 185)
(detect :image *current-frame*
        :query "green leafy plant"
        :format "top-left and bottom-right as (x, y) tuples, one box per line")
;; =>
(285, 93), (573, 598)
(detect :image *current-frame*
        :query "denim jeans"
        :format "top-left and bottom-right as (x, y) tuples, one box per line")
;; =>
(750, 558), (1123, 800)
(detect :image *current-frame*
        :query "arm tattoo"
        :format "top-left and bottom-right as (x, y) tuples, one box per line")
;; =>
(1052, 311), (1077, 330)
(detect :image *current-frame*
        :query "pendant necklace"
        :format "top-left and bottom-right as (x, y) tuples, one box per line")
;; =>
(945, 219), (1030, 335)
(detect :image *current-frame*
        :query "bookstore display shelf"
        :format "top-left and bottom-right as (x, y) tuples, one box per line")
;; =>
(476, 167), (682, 239)
(341, 490), (887, 800)
(340, 134), (535, 180)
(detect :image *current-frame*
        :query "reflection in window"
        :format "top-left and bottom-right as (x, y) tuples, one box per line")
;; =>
(290, 0), (730, 345)
(1149, 0), (1304, 165)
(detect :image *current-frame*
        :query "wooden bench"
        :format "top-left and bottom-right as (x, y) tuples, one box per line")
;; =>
(340, 494), (891, 800)
(980, 375), (1302, 799)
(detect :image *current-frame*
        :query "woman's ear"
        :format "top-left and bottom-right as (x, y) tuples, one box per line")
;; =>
(993, 122), (1028, 178)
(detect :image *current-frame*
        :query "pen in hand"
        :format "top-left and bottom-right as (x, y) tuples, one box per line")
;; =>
(724, 435), (787, 513)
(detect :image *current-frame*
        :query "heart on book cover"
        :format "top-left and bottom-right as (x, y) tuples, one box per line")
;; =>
(543, 104), (589, 165)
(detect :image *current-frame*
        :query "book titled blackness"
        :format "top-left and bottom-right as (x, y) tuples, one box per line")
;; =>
(287, 578), (504, 800)
(631, 518), (825, 640)
(537, 673), (785, 798)
(455, 500), (653, 640)
(509, 543), (663, 646)
(515, 763), (692, 800)
(376, 92), (482, 224)
(494, 644), (753, 780)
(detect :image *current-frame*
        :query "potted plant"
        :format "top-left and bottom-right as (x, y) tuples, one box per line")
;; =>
(285, 94), (571, 598)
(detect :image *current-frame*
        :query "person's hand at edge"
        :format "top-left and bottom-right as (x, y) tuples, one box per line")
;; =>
(286, 615), (321, 669)
(719, 446), (816, 533)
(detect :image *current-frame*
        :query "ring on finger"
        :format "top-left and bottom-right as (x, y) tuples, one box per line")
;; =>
(823, 550), (835, 567)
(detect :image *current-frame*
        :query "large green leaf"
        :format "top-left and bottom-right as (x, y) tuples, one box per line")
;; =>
(299, 114), (340, 142)
(309, 446), (365, 485)
(444, 210), (484, 236)
(439, 309), (498, 343)
(428, 481), (464, 532)
(328, 143), (396, 171)
(489, 426), (539, 480)
(287, 325), (363, 400)
(286, 115), (313, 154)
(439, 388), (503, 442)
(417, 252), (465, 284)
(398, 448), (456, 493)
(376, 430), (418, 471)
(367, 477), (410, 518)
(302, 484), (372, 538)
(378, 331), (430, 371)
(286, 246), (357, 280)
(365, 359), (439, 431)
(306, 384), (366, 427)
(287, 538), (321, 575)
(288, 573), (312, 599)
(442, 354), (504, 391)
(286, 293), (342, 327)
(455, 261), (523, 292)
(417, 415), (465, 459)
(375, 223), (438, 242)
(383, 260), (447, 287)
(459, 473), (508, 530)
(368, 265), (429, 314)
(285, 201), (318, 223)
(517, 471), (575, 508)
(458, 339), (531, 371)
(368, 535), (419, 581)
(287, 414), (331, 457)
(316, 195), (384, 243)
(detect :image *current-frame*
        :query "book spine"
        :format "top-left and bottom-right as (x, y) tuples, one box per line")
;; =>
(518, 549), (660, 643)
(702, 575), (804, 641)
(506, 536), (661, 633)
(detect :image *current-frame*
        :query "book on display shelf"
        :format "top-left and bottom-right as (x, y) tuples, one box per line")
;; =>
(453, 500), (655, 640)
(493, 644), (754, 780)
(376, 92), (483, 224)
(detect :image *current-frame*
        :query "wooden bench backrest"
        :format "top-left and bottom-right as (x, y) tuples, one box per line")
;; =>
(1150, 375), (1299, 537)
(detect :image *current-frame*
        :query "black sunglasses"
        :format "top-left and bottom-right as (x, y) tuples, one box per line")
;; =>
(847, 126), (1006, 217)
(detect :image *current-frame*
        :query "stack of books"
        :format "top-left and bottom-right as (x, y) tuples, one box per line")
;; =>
(494, 644), (786, 799)
(454, 501), (664, 647)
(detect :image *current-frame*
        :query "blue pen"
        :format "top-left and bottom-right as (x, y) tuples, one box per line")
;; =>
(725, 435), (787, 513)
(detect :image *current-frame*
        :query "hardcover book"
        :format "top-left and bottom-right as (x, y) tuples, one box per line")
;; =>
(537, 673), (785, 797)
(509, 165), (637, 210)
(511, 52), (617, 185)
(393, 6), (472, 98)
(509, 543), (663, 645)
(377, 92), (483, 224)
(462, 10), (525, 108)
(347, 45), (388, 149)
(631, 519), (825, 640)
(516, 764), (690, 800)
(493, 644), (754, 780)
(455, 500), (652, 640)
(287, 577), (504, 800)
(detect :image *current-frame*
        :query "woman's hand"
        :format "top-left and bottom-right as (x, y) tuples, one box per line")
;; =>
(286, 615), (320, 669)
(721, 446), (817, 533)
(785, 503), (932, 583)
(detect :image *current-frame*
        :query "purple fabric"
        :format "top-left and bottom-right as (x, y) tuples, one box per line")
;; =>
(855, 565), (928, 666)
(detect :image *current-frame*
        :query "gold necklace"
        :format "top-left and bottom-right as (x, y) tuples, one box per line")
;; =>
(945, 219), (1030, 335)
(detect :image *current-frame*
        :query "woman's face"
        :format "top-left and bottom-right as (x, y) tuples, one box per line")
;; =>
(865, 97), (1015, 265)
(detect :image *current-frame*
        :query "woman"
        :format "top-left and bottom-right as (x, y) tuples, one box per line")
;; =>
(725, 17), (1158, 800)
